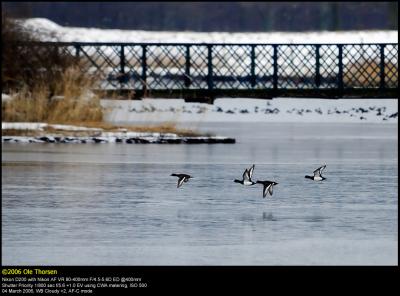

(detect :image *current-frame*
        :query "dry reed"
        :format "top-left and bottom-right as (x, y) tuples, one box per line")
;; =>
(2, 66), (103, 124)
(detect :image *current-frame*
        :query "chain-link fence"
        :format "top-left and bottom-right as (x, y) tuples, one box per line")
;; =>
(9, 42), (399, 97)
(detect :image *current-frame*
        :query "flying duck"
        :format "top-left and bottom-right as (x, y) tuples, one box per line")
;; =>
(305, 165), (327, 181)
(171, 173), (192, 188)
(256, 180), (278, 198)
(234, 164), (256, 186)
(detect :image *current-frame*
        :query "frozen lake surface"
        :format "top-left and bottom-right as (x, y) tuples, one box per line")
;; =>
(2, 122), (398, 265)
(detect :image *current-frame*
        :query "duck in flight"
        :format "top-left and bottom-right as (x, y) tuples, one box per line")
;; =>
(256, 180), (278, 198)
(305, 165), (327, 181)
(234, 164), (256, 186)
(171, 173), (192, 188)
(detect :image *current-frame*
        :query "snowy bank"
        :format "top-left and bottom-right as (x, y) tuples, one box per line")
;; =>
(1, 122), (235, 144)
(20, 18), (398, 44)
(101, 98), (398, 123)
(1, 122), (102, 132)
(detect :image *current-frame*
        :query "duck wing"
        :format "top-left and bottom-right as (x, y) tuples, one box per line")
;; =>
(262, 183), (268, 198)
(313, 165), (326, 178)
(267, 184), (274, 196)
(177, 176), (186, 188)
(243, 169), (250, 182)
(260, 181), (273, 198)
(248, 164), (255, 179)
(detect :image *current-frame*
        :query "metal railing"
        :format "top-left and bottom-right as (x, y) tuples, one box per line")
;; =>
(12, 42), (400, 100)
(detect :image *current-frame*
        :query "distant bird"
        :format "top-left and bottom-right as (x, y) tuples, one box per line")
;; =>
(171, 173), (192, 188)
(256, 180), (279, 198)
(234, 164), (256, 186)
(305, 165), (327, 181)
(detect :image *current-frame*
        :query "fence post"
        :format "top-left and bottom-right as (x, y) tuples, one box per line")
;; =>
(207, 44), (213, 90)
(120, 45), (125, 74)
(315, 45), (321, 87)
(273, 45), (278, 90)
(380, 44), (386, 89)
(142, 44), (147, 95)
(75, 44), (80, 58)
(250, 45), (256, 88)
(338, 44), (343, 91)
(142, 45), (147, 92)
(185, 45), (191, 88)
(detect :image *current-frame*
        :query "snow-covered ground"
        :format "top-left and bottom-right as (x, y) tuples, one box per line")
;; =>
(102, 98), (398, 123)
(2, 121), (177, 137)
(1, 122), (102, 132)
(20, 18), (398, 44)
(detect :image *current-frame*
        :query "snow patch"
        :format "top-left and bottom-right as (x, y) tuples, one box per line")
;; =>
(2, 122), (103, 132)
(19, 18), (398, 44)
(2, 122), (48, 131)
(49, 124), (102, 132)
(2, 93), (13, 102)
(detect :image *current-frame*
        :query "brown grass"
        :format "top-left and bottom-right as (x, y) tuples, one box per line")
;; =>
(123, 122), (204, 137)
(2, 66), (103, 124)
(47, 67), (103, 123)
(2, 65), (206, 137)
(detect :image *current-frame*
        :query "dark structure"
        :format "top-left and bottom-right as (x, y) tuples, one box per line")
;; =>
(11, 42), (399, 101)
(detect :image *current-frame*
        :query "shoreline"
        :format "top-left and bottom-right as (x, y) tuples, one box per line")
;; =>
(1, 122), (235, 144)
(1, 135), (235, 144)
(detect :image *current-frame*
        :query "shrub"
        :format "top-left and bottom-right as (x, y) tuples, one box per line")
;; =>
(2, 14), (103, 123)
(2, 14), (80, 92)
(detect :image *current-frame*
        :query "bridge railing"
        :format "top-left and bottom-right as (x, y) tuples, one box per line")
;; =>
(10, 42), (399, 99)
